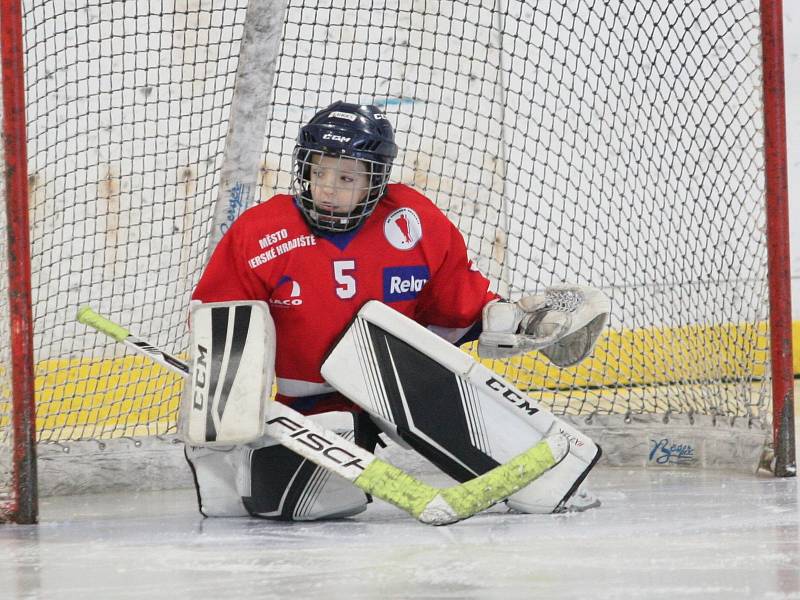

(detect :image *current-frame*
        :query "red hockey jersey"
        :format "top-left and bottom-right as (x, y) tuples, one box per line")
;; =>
(192, 183), (497, 413)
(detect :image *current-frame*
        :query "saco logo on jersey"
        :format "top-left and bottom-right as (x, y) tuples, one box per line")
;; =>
(269, 275), (303, 308)
(383, 266), (429, 302)
(384, 208), (422, 250)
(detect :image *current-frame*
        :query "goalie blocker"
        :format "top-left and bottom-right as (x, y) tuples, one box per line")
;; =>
(321, 301), (602, 514)
(180, 300), (275, 445)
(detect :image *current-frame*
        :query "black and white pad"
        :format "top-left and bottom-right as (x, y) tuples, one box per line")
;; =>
(321, 301), (602, 514)
(181, 301), (275, 445)
(185, 412), (369, 520)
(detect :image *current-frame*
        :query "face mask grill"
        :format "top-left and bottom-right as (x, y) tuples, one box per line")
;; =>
(292, 148), (391, 232)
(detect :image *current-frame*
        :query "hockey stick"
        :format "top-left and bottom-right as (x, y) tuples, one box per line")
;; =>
(77, 307), (568, 525)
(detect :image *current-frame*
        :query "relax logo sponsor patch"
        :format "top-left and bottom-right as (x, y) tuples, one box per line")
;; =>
(383, 266), (429, 302)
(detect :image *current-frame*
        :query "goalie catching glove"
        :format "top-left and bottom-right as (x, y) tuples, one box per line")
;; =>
(478, 285), (610, 366)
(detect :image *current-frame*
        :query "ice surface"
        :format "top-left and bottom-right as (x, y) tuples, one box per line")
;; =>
(0, 467), (798, 600)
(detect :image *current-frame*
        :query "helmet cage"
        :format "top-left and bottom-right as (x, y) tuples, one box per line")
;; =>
(292, 102), (397, 232)
(292, 147), (391, 232)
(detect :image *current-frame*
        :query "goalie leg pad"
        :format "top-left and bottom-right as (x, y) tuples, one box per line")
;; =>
(186, 412), (369, 520)
(321, 301), (602, 514)
(506, 450), (600, 513)
(244, 440), (368, 521)
(185, 444), (251, 517)
(244, 411), (368, 521)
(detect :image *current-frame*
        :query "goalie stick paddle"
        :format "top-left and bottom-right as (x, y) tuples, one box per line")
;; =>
(76, 307), (569, 525)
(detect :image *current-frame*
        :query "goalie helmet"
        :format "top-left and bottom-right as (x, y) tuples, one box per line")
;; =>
(293, 101), (398, 232)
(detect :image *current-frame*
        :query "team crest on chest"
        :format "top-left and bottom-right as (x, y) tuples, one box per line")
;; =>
(384, 208), (422, 250)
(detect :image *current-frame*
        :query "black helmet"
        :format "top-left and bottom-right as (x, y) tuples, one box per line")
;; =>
(293, 101), (398, 232)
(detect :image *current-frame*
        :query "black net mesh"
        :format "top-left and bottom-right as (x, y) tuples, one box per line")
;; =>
(0, 0), (772, 453)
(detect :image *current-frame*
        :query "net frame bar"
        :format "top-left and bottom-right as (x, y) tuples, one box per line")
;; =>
(760, 0), (795, 477)
(0, 0), (38, 523)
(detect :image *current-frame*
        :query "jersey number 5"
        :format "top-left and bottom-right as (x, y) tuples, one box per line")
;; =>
(333, 260), (356, 299)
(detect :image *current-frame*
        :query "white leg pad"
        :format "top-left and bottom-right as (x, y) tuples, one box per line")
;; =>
(506, 453), (593, 513)
(188, 411), (368, 521)
(185, 444), (251, 517)
(321, 301), (602, 515)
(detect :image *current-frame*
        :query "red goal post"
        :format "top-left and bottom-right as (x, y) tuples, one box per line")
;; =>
(1, 0), (37, 524)
(760, 0), (795, 478)
(0, 0), (796, 524)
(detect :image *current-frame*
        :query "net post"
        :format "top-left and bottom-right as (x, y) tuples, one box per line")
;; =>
(760, 0), (795, 477)
(1, 0), (38, 522)
(204, 0), (288, 262)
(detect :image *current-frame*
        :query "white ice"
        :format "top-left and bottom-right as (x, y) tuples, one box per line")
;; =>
(0, 466), (798, 600)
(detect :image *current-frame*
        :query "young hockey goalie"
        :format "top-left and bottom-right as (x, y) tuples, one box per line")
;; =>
(186, 101), (609, 520)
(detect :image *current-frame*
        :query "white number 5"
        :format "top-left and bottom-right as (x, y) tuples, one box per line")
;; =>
(333, 260), (357, 299)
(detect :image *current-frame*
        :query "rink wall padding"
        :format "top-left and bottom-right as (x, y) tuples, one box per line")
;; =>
(19, 320), (796, 443)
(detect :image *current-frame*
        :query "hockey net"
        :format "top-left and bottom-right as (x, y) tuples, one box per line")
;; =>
(0, 0), (794, 515)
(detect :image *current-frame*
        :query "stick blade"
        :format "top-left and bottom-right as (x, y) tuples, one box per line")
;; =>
(418, 433), (570, 525)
